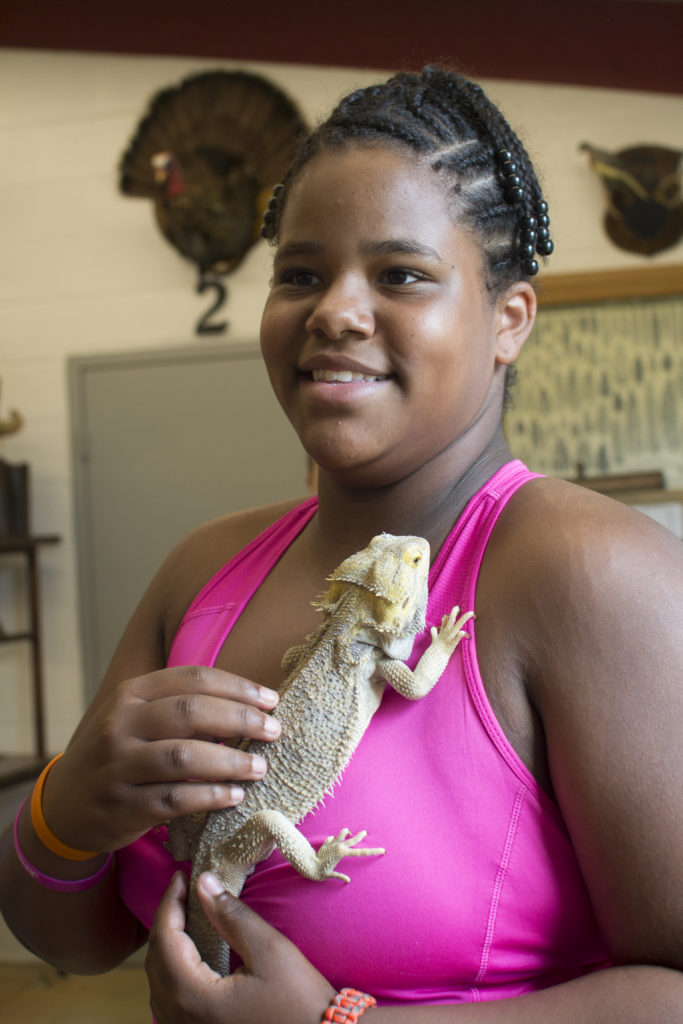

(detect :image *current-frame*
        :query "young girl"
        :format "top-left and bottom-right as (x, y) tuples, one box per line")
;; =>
(2, 67), (682, 1023)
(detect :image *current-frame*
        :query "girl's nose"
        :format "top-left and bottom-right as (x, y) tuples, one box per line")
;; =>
(305, 281), (374, 340)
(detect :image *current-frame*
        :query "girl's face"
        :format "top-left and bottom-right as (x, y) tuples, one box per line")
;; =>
(260, 145), (532, 486)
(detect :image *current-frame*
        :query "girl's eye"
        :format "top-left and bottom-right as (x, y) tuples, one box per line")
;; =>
(381, 268), (423, 286)
(279, 268), (320, 287)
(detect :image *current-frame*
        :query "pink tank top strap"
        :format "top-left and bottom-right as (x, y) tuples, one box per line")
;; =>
(168, 497), (318, 667)
(429, 459), (542, 605)
(428, 459), (544, 796)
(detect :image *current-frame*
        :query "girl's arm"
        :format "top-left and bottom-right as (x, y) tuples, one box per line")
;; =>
(0, 516), (282, 973)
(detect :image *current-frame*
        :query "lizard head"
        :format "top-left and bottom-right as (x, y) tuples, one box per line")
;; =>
(316, 534), (430, 636)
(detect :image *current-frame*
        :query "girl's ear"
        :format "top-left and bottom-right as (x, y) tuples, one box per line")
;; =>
(494, 281), (537, 365)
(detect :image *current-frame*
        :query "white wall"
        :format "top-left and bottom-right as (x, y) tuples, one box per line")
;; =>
(0, 48), (681, 756)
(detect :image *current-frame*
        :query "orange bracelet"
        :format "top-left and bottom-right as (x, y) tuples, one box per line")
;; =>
(30, 753), (100, 861)
(323, 989), (377, 1023)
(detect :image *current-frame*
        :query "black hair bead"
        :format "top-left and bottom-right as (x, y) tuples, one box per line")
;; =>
(521, 257), (539, 276)
(536, 226), (550, 242)
(520, 243), (536, 259)
(536, 238), (554, 256)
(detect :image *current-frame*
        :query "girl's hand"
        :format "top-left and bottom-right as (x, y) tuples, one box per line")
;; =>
(40, 667), (281, 853)
(146, 871), (335, 1024)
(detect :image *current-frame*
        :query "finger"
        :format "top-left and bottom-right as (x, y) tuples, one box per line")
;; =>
(147, 872), (199, 976)
(94, 751), (270, 829)
(129, 665), (279, 711)
(195, 872), (280, 975)
(147, 873), (206, 1014)
(129, 779), (248, 822)
(126, 738), (272, 785)
(133, 693), (282, 744)
(155, 870), (190, 935)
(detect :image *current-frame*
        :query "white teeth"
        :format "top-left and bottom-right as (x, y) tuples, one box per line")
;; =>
(311, 369), (388, 383)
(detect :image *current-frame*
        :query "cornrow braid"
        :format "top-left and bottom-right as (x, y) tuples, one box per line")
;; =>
(261, 66), (554, 293)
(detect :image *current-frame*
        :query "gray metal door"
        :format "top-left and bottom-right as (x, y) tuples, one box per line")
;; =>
(70, 343), (306, 699)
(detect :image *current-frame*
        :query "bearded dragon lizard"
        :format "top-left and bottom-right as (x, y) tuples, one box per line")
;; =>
(166, 533), (473, 975)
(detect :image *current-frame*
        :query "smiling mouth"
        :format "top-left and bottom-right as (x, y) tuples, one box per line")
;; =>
(310, 369), (390, 383)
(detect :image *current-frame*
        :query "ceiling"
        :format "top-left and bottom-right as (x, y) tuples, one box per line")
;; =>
(1, 0), (682, 95)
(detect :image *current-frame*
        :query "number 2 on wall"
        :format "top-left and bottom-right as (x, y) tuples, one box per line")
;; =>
(196, 275), (228, 336)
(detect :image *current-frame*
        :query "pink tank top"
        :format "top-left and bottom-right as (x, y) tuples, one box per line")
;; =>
(117, 461), (610, 1004)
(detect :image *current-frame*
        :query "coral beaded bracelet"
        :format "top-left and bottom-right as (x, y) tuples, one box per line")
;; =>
(323, 989), (377, 1022)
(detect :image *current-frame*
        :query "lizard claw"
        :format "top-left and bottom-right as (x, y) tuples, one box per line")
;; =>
(431, 606), (475, 645)
(316, 828), (385, 881)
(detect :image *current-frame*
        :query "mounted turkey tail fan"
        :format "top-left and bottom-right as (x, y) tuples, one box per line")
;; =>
(580, 142), (683, 256)
(119, 70), (307, 333)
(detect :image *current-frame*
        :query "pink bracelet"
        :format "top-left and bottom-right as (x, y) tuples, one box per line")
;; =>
(13, 799), (113, 893)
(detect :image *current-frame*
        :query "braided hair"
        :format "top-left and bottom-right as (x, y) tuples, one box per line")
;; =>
(262, 66), (553, 295)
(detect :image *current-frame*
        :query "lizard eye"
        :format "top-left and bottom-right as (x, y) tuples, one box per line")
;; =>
(404, 547), (423, 568)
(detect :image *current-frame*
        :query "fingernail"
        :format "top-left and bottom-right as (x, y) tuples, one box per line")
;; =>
(263, 716), (281, 737)
(199, 872), (225, 896)
(258, 686), (279, 708)
(251, 755), (268, 776)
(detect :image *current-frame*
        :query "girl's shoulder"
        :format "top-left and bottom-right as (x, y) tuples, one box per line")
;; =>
(480, 472), (682, 684)
(494, 473), (681, 578)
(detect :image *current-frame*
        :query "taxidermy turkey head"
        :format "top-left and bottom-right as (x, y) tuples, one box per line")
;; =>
(580, 143), (683, 255)
(119, 70), (307, 276)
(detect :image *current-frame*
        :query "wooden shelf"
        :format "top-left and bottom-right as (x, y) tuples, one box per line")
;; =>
(0, 534), (61, 760)
(0, 631), (34, 644)
(537, 263), (683, 307)
(0, 534), (61, 553)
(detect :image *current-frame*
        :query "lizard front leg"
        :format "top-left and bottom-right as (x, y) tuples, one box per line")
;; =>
(380, 606), (474, 700)
(225, 810), (385, 884)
